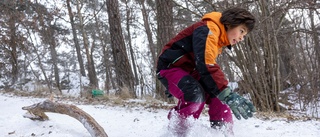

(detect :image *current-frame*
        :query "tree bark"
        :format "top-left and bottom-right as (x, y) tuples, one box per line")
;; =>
(32, 4), (56, 93)
(309, 4), (320, 91)
(66, 0), (86, 77)
(8, 14), (18, 85)
(49, 32), (61, 94)
(155, 0), (174, 102)
(138, 0), (156, 66)
(22, 100), (108, 137)
(106, 0), (135, 95)
(76, 0), (98, 89)
(125, 0), (139, 87)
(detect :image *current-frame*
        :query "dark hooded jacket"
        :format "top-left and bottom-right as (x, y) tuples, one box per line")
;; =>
(157, 12), (231, 96)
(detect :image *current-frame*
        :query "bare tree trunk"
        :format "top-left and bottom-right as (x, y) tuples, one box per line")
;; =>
(66, 0), (86, 77)
(33, 4), (59, 94)
(309, 3), (320, 85)
(91, 8), (111, 93)
(22, 100), (108, 137)
(8, 15), (19, 85)
(48, 31), (61, 94)
(155, 0), (174, 102)
(308, 3), (320, 116)
(76, 0), (98, 89)
(101, 37), (116, 92)
(32, 44), (53, 93)
(103, 46), (114, 92)
(227, 0), (286, 112)
(138, 0), (156, 66)
(106, 0), (135, 96)
(124, 0), (139, 86)
(35, 6), (61, 94)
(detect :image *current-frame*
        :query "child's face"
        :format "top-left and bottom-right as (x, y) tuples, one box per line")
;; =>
(226, 24), (248, 45)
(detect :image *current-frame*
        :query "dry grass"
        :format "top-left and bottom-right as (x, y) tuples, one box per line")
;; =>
(254, 111), (316, 121)
(2, 83), (53, 98)
(118, 87), (133, 100)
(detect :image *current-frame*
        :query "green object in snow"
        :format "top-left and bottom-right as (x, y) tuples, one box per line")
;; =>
(92, 89), (104, 97)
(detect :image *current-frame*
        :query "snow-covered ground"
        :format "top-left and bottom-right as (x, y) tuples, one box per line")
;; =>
(0, 93), (319, 137)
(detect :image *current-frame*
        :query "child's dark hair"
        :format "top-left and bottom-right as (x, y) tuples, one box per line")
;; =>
(220, 7), (255, 32)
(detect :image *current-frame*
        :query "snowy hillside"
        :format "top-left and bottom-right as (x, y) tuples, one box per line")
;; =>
(0, 93), (319, 137)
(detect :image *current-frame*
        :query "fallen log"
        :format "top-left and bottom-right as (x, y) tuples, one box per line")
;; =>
(22, 100), (108, 137)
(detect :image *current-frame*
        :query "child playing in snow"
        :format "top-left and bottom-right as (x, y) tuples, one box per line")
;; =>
(156, 7), (256, 135)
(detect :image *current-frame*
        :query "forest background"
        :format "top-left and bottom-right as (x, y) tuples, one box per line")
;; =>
(0, 0), (319, 118)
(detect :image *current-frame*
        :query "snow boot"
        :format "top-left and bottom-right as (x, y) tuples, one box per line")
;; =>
(210, 120), (234, 137)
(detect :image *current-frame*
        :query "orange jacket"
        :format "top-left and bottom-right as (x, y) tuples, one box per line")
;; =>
(202, 12), (231, 64)
(157, 12), (230, 96)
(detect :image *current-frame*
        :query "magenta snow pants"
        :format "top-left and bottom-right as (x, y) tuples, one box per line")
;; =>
(158, 67), (233, 124)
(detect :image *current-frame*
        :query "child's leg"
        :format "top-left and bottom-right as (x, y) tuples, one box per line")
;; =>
(207, 97), (233, 129)
(159, 68), (206, 119)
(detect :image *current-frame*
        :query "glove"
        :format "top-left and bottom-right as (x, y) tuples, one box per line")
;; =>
(217, 87), (256, 120)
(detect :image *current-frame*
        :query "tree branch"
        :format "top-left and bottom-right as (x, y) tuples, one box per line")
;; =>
(22, 100), (108, 137)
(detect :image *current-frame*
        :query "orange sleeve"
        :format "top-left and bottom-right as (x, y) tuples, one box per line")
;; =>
(204, 21), (223, 65)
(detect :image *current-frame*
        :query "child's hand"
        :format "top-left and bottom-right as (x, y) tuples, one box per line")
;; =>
(217, 87), (256, 120)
